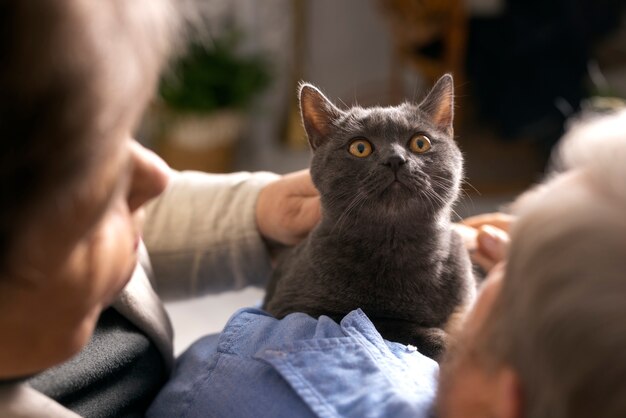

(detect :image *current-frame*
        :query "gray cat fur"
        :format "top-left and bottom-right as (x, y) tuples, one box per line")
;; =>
(263, 74), (475, 360)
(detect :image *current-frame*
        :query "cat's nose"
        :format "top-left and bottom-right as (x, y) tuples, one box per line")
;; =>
(384, 155), (406, 172)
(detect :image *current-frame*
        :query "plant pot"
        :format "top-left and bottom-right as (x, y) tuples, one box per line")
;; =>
(156, 109), (245, 173)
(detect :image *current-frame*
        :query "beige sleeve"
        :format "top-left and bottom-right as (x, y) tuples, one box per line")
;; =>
(142, 170), (280, 301)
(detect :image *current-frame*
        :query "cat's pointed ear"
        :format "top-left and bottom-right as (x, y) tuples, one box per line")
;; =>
(299, 83), (343, 150)
(419, 74), (454, 134)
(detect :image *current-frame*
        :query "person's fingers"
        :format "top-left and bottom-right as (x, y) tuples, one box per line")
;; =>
(256, 170), (321, 246)
(451, 223), (478, 252)
(455, 222), (507, 272)
(283, 169), (319, 197)
(278, 170), (320, 244)
(462, 212), (515, 232)
(477, 225), (509, 264)
(293, 195), (321, 241)
(471, 250), (498, 273)
(468, 225), (509, 272)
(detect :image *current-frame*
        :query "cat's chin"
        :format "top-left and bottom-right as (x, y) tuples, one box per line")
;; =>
(390, 179), (406, 189)
(379, 179), (413, 198)
(376, 184), (425, 214)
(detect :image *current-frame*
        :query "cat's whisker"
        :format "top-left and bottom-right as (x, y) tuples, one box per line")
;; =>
(426, 186), (448, 206)
(461, 179), (481, 196)
(418, 186), (438, 215)
(324, 187), (358, 206)
(429, 174), (455, 185)
(325, 189), (356, 205)
(459, 188), (473, 201)
(424, 190), (444, 217)
(455, 189), (476, 217)
(338, 194), (369, 235)
(331, 170), (384, 234)
(456, 180), (480, 215)
(449, 208), (463, 222)
(429, 173), (452, 180)
(331, 191), (368, 236)
(429, 176), (464, 197)
(430, 175), (464, 196)
(429, 178), (473, 217)
(333, 200), (358, 234)
(341, 193), (370, 234)
(424, 186), (463, 221)
(422, 191), (437, 215)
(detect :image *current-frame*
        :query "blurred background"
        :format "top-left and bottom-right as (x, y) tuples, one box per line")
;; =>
(139, 0), (626, 354)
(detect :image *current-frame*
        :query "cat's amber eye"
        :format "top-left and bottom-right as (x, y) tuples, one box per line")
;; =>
(348, 139), (373, 158)
(409, 134), (431, 154)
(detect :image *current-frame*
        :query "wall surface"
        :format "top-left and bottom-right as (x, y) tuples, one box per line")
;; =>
(234, 0), (396, 173)
(304, 0), (393, 104)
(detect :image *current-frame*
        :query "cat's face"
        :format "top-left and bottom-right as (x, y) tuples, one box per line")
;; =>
(301, 75), (463, 222)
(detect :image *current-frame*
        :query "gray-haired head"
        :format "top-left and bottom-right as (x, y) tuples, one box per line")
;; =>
(478, 109), (626, 418)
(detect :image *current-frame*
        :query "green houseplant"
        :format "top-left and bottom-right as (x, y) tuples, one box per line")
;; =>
(155, 31), (272, 172)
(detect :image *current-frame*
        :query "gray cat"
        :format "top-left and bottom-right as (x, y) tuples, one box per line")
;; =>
(263, 74), (476, 360)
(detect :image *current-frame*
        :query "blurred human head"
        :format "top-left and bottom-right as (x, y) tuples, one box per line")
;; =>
(0, 0), (179, 378)
(0, 0), (178, 269)
(438, 109), (626, 418)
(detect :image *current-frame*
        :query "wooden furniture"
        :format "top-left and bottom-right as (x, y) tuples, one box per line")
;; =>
(378, 0), (468, 100)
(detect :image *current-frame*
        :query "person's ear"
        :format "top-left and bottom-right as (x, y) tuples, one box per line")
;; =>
(493, 367), (523, 418)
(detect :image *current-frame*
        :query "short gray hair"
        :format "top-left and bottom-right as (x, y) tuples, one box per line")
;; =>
(479, 109), (626, 418)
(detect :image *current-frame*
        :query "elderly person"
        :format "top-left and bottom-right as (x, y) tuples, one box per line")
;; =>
(439, 110), (626, 418)
(0, 1), (319, 417)
(149, 109), (626, 418)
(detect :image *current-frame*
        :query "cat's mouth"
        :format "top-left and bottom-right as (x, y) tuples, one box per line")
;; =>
(377, 172), (421, 198)
(385, 177), (410, 192)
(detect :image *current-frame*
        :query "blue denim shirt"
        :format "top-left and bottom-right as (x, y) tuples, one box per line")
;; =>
(147, 308), (439, 418)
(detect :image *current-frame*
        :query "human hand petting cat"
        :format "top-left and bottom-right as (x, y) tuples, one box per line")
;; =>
(455, 213), (514, 272)
(256, 169), (321, 246)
